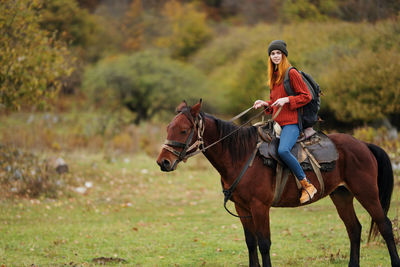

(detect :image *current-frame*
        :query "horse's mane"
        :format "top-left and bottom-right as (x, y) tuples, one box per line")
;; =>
(205, 113), (258, 162)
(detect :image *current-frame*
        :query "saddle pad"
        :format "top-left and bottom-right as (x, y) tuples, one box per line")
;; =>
(302, 132), (338, 164)
(258, 132), (338, 167)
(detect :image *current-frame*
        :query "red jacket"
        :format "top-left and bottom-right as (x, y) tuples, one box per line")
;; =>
(266, 68), (312, 126)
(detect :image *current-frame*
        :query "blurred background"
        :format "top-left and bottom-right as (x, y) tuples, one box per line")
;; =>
(1, 0), (400, 198)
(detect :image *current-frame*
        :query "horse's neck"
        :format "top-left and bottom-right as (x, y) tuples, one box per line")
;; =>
(202, 117), (237, 180)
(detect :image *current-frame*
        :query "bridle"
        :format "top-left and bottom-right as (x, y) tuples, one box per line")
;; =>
(162, 106), (270, 167)
(161, 105), (282, 218)
(162, 106), (281, 165)
(162, 108), (205, 170)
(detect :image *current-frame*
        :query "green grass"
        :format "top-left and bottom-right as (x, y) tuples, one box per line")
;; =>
(0, 151), (398, 266)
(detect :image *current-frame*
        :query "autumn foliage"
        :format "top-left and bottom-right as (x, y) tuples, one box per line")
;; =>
(1, 0), (400, 126)
(0, 0), (73, 111)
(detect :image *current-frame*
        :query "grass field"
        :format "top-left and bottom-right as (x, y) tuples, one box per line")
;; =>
(0, 150), (398, 266)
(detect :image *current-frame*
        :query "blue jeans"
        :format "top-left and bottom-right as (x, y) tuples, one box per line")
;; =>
(278, 124), (306, 181)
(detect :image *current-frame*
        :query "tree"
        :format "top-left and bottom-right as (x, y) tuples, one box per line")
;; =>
(121, 0), (144, 52)
(323, 48), (400, 122)
(337, 0), (400, 22)
(39, 0), (97, 48)
(38, 0), (99, 95)
(280, 0), (327, 22)
(219, 0), (281, 23)
(156, 0), (212, 59)
(0, 0), (73, 111)
(76, 0), (100, 12)
(83, 50), (210, 124)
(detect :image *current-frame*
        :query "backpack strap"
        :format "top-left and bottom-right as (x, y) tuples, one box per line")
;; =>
(283, 66), (303, 131)
(283, 66), (295, 96)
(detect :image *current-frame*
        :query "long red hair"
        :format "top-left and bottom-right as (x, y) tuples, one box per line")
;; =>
(267, 54), (291, 88)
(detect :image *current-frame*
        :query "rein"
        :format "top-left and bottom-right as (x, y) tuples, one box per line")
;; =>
(222, 142), (260, 218)
(196, 108), (269, 155)
(163, 106), (270, 162)
(221, 106), (282, 218)
(163, 105), (282, 219)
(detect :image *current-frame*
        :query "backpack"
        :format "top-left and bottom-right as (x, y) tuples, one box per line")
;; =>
(283, 67), (321, 130)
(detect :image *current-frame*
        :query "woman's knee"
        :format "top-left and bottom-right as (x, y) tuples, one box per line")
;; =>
(278, 147), (290, 158)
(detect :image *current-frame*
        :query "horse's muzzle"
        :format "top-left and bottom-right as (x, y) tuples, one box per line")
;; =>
(156, 158), (176, 172)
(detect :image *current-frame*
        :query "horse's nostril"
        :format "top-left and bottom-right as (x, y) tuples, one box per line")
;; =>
(162, 159), (171, 167)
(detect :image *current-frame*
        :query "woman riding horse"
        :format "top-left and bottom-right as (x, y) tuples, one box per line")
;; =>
(254, 40), (317, 204)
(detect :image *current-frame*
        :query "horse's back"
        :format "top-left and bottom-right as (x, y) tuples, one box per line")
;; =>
(328, 132), (378, 184)
(328, 133), (375, 158)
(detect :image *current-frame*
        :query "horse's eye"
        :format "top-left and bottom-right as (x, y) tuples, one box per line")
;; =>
(181, 129), (188, 134)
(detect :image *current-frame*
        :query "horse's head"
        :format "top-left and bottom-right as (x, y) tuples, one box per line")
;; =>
(156, 100), (203, 172)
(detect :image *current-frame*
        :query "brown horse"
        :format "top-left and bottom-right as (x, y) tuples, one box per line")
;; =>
(156, 100), (400, 267)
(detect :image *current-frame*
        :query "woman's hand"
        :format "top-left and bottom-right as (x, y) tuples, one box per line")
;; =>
(271, 97), (289, 107)
(253, 100), (269, 109)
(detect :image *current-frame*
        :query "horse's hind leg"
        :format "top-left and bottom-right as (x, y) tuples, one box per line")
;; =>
(348, 183), (400, 266)
(358, 200), (400, 266)
(236, 204), (260, 267)
(330, 186), (362, 267)
(379, 216), (400, 267)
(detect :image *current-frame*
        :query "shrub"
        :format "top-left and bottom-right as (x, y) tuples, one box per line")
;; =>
(111, 133), (135, 153)
(353, 126), (400, 168)
(224, 49), (268, 117)
(83, 50), (211, 124)
(0, 145), (69, 198)
(322, 48), (400, 122)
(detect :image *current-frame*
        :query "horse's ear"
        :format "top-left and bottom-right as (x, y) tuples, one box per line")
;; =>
(190, 99), (202, 117)
(176, 100), (188, 113)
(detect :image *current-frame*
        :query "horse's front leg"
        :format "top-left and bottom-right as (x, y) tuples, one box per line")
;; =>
(236, 204), (260, 267)
(251, 200), (272, 267)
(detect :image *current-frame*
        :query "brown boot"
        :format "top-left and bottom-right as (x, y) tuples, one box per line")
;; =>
(300, 178), (317, 204)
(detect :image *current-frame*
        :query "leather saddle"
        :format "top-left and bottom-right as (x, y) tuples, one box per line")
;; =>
(255, 121), (338, 204)
(257, 126), (338, 172)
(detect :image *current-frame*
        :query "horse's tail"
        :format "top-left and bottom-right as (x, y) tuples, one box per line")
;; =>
(367, 143), (394, 242)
